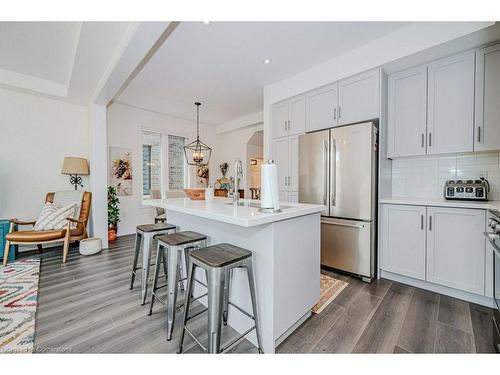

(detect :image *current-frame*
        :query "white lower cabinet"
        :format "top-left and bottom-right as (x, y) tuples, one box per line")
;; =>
(381, 204), (426, 280)
(381, 204), (487, 297)
(279, 191), (299, 204)
(279, 191), (289, 203)
(426, 207), (485, 295)
(288, 191), (299, 203)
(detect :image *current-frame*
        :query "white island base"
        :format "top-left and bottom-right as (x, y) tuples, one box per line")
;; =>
(145, 198), (322, 353)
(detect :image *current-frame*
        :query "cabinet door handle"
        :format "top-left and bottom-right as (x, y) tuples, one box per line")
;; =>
(421, 133), (424, 148)
(429, 216), (432, 231)
(334, 107), (337, 120)
(477, 126), (481, 142)
(338, 106), (342, 119)
(428, 132), (432, 147)
(288, 120), (291, 131)
(421, 214), (424, 230)
(284, 120), (287, 131)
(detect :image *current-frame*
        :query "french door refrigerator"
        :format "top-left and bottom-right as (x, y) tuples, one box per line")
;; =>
(299, 122), (377, 281)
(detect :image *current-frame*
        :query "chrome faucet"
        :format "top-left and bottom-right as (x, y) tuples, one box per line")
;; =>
(230, 158), (243, 206)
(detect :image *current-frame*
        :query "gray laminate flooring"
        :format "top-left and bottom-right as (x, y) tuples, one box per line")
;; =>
(278, 268), (496, 353)
(29, 235), (496, 354)
(32, 235), (255, 354)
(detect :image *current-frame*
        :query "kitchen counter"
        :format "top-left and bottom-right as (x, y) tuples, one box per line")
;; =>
(143, 197), (325, 227)
(380, 197), (500, 211)
(146, 197), (322, 353)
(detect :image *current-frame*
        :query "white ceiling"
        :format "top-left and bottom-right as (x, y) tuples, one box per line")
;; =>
(0, 21), (135, 103)
(117, 21), (412, 125)
(0, 22), (81, 84)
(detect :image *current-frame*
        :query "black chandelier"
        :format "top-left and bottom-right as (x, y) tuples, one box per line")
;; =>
(184, 102), (212, 167)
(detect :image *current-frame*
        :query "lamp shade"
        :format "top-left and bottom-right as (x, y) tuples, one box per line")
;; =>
(61, 157), (90, 175)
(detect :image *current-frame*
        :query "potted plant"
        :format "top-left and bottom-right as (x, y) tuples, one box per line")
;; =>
(108, 186), (120, 242)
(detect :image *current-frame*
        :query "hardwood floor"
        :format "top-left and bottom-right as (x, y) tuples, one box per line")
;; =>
(278, 268), (496, 353)
(29, 235), (496, 354)
(32, 235), (254, 354)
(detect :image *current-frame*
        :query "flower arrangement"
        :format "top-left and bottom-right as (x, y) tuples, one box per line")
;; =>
(220, 162), (229, 177)
(197, 165), (209, 187)
(197, 166), (209, 179)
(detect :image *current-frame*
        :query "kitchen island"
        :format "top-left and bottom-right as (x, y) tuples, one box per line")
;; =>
(143, 197), (324, 353)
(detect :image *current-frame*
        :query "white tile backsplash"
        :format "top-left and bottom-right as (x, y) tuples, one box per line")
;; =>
(391, 152), (500, 200)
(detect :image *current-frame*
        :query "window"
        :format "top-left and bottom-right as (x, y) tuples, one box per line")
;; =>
(168, 135), (186, 190)
(142, 131), (186, 200)
(142, 131), (162, 198)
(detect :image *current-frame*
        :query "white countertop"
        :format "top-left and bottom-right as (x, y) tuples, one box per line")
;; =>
(143, 197), (325, 227)
(380, 197), (500, 211)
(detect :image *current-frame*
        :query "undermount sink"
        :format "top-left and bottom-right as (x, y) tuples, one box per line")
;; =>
(224, 201), (291, 209)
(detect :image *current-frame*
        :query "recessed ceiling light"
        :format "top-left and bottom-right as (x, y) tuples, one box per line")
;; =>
(263, 59), (271, 64)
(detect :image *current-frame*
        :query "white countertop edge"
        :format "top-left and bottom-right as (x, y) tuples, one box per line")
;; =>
(380, 197), (500, 211)
(143, 198), (325, 227)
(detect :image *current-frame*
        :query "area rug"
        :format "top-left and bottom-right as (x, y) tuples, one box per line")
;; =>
(0, 259), (40, 354)
(312, 274), (348, 314)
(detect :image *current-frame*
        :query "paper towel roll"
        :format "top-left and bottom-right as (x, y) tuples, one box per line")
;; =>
(260, 161), (280, 210)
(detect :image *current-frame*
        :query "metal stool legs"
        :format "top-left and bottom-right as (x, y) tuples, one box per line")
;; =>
(222, 268), (231, 325)
(148, 243), (188, 316)
(207, 267), (225, 353)
(148, 241), (167, 316)
(245, 258), (263, 353)
(178, 256), (263, 354)
(177, 258), (195, 353)
(140, 234), (153, 305)
(129, 232), (142, 290)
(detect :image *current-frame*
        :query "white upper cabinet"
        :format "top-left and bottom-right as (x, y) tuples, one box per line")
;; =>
(475, 42), (500, 151)
(288, 96), (306, 136)
(272, 135), (299, 193)
(427, 51), (475, 155)
(306, 83), (338, 132)
(288, 135), (299, 191)
(381, 204), (427, 280)
(273, 137), (289, 191)
(272, 95), (306, 139)
(338, 68), (380, 126)
(273, 101), (289, 139)
(426, 207), (485, 295)
(387, 65), (428, 158)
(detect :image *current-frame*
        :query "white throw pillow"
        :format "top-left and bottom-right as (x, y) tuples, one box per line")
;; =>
(33, 202), (77, 231)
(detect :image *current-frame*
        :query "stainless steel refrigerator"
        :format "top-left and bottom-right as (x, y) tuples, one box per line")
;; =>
(299, 122), (377, 281)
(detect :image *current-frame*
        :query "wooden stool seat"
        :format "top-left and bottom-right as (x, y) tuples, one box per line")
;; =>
(190, 243), (252, 268)
(136, 223), (176, 233)
(156, 231), (207, 246)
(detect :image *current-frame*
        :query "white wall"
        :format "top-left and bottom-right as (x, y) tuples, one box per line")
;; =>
(213, 123), (263, 198)
(107, 103), (218, 236)
(0, 88), (90, 228)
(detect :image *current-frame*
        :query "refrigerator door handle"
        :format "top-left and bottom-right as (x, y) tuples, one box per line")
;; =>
(323, 140), (328, 205)
(331, 138), (336, 207)
(321, 220), (365, 229)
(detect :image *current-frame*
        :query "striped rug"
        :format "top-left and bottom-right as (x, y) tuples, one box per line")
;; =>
(312, 274), (348, 314)
(0, 259), (40, 354)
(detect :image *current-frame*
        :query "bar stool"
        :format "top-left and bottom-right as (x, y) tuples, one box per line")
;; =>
(150, 231), (208, 341)
(129, 223), (176, 305)
(177, 243), (263, 354)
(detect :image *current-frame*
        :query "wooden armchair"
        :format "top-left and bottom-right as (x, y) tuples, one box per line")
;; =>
(2, 192), (92, 266)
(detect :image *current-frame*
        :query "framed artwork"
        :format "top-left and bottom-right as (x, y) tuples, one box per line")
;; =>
(109, 147), (133, 196)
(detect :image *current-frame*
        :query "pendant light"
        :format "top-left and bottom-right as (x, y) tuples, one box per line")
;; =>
(184, 102), (212, 167)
